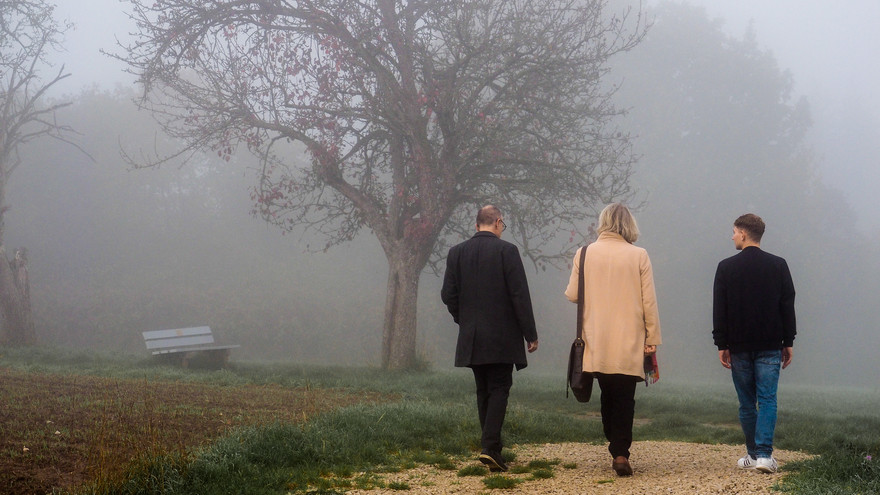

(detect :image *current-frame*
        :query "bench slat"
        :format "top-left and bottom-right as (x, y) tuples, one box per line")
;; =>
(151, 344), (240, 355)
(143, 326), (212, 341)
(145, 334), (215, 349)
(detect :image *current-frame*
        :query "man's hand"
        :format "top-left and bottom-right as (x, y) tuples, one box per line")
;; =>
(644, 344), (657, 356)
(719, 349), (731, 369)
(782, 347), (793, 369)
(527, 340), (539, 353)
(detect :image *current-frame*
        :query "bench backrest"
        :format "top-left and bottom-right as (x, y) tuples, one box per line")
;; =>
(143, 326), (215, 350)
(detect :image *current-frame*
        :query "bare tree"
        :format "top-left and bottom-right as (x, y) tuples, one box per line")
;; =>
(0, 0), (72, 345)
(119, 0), (646, 369)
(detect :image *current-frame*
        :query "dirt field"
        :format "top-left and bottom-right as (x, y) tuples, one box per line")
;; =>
(0, 367), (382, 495)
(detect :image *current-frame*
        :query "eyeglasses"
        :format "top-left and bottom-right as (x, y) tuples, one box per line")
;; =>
(499, 219), (507, 232)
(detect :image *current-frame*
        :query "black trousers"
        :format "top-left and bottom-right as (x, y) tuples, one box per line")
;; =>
(596, 373), (639, 459)
(471, 363), (513, 455)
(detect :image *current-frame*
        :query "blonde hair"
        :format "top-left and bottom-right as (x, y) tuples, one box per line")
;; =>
(597, 203), (639, 243)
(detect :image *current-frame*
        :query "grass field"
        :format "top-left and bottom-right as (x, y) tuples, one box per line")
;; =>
(1, 346), (878, 494)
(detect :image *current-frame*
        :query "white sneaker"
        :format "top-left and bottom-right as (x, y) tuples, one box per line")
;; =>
(737, 454), (756, 469)
(755, 457), (778, 473)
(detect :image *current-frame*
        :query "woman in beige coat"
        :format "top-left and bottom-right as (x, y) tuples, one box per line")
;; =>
(565, 203), (661, 477)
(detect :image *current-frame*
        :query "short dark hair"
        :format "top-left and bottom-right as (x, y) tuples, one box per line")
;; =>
(734, 213), (765, 242)
(476, 205), (502, 226)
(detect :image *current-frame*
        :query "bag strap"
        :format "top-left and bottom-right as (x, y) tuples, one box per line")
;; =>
(577, 245), (587, 339)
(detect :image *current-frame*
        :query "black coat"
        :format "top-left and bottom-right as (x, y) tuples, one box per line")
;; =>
(713, 246), (797, 353)
(441, 231), (538, 369)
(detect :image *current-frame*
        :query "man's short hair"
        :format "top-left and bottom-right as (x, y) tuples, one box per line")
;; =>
(597, 203), (639, 243)
(476, 205), (502, 226)
(734, 213), (765, 242)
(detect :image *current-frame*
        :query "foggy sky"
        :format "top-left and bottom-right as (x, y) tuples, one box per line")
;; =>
(50, 0), (880, 232)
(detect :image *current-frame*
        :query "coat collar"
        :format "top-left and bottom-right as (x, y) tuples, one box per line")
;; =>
(597, 231), (627, 243)
(472, 230), (499, 239)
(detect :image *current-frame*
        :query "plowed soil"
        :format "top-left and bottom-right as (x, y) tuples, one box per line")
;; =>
(0, 367), (381, 495)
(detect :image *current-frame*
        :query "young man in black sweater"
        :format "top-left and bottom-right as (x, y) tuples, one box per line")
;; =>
(713, 213), (796, 474)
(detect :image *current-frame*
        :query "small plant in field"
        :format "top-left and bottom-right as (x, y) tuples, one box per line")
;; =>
(562, 462), (578, 469)
(350, 472), (387, 490)
(334, 466), (354, 478)
(309, 478), (335, 491)
(482, 475), (521, 489)
(330, 477), (353, 488)
(388, 480), (411, 490)
(433, 457), (457, 470)
(530, 468), (554, 479)
(509, 465), (530, 474)
(457, 464), (486, 476)
(415, 451), (457, 470)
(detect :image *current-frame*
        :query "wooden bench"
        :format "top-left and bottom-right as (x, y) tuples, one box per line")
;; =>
(143, 326), (240, 368)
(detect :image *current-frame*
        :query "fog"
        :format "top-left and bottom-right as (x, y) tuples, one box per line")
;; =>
(11, 1), (880, 388)
(668, 0), (880, 233)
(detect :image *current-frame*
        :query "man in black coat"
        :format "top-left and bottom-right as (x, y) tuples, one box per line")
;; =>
(441, 205), (539, 472)
(713, 213), (796, 474)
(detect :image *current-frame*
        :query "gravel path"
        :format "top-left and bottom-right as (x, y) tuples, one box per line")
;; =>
(345, 441), (813, 494)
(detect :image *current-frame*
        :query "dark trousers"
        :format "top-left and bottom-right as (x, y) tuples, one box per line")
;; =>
(596, 373), (639, 459)
(471, 363), (513, 454)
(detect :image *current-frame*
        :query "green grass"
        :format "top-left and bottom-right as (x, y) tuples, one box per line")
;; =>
(530, 468), (554, 480)
(387, 480), (411, 490)
(457, 465), (486, 477)
(2, 346), (879, 494)
(775, 449), (880, 494)
(482, 474), (521, 489)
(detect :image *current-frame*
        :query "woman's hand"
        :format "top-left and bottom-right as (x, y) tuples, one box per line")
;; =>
(644, 344), (657, 356)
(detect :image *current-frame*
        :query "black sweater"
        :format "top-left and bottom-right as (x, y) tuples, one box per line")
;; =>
(713, 246), (796, 353)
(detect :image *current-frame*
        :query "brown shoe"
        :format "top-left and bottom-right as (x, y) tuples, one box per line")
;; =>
(612, 456), (633, 476)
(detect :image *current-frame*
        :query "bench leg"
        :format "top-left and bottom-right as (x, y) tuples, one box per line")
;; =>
(206, 349), (231, 369)
(181, 351), (197, 369)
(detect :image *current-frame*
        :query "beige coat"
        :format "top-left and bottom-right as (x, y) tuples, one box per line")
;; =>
(565, 232), (662, 379)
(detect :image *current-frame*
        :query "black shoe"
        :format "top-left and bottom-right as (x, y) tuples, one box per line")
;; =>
(479, 451), (508, 472)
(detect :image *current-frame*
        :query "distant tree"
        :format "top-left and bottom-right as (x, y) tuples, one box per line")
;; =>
(118, 0), (646, 369)
(0, 0), (72, 344)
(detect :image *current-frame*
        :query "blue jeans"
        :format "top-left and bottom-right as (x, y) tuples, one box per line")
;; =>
(730, 350), (781, 459)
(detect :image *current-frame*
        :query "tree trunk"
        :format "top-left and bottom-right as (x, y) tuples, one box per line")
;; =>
(381, 247), (427, 370)
(0, 246), (35, 345)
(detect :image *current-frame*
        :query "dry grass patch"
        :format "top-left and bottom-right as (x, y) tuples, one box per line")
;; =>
(0, 367), (386, 495)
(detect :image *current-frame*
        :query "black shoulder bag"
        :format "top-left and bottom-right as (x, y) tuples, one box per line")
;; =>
(566, 246), (593, 402)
